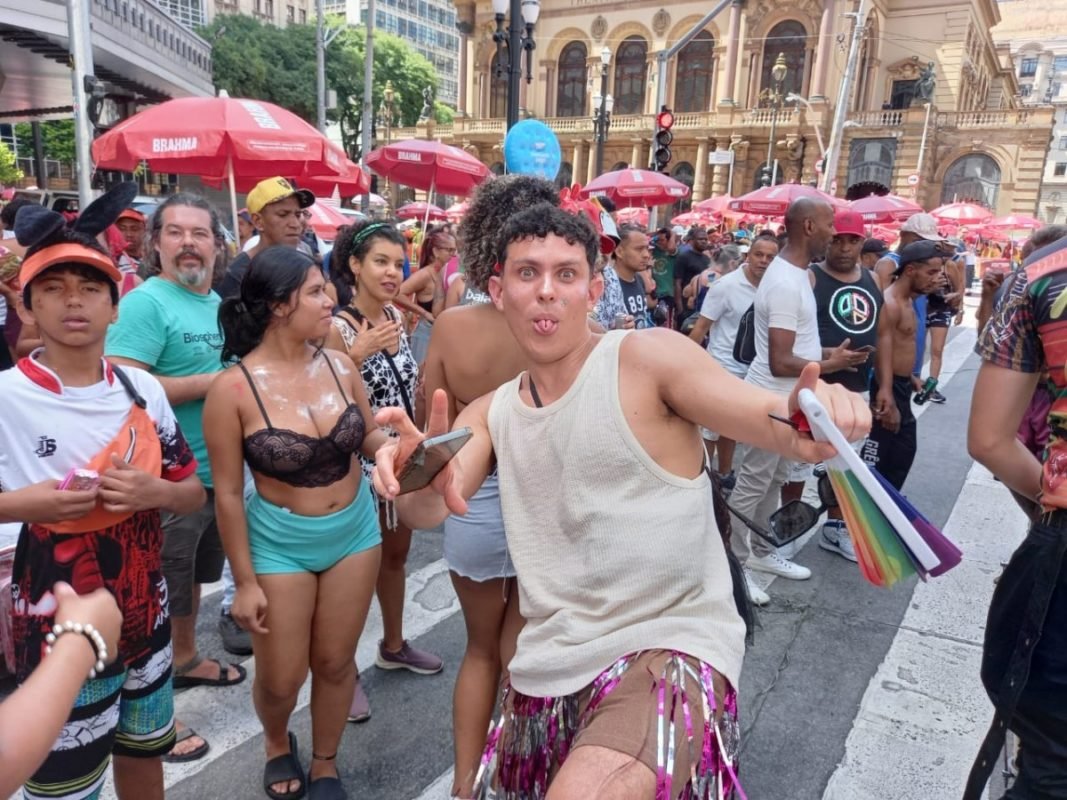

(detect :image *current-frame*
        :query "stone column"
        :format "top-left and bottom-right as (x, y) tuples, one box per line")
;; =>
(477, 68), (489, 118)
(572, 141), (585, 186)
(631, 138), (644, 168)
(711, 155), (727, 197)
(586, 139), (597, 184)
(693, 139), (710, 202)
(542, 61), (556, 118)
(718, 0), (743, 106)
(811, 4), (835, 100)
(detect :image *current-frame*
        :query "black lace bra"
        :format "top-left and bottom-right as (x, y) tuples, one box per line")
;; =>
(239, 354), (365, 488)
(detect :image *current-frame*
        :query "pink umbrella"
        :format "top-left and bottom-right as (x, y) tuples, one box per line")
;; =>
(929, 202), (993, 225)
(729, 184), (847, 216)
(305, 201), (351, 241)
(671, 211), (719, 227)
(616, 207), (650, 226)
(297, 158), (370, 197)
(849, 193), (923, 224)
(579, 169), (691, 208)
(396, 201), (447, 222)
(692, 195), (735, 215)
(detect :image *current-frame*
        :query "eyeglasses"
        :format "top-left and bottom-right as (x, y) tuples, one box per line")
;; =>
(728, 467), (837, 547)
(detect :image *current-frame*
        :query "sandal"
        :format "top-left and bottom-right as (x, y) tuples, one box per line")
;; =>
(264, 731), (305, 800)
(308, 753), (346, 800)
(161, 726), (210, 763)
(173, 654), (247, 689)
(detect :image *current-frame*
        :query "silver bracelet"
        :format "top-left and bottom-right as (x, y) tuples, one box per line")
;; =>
(45, 620), (109, 678)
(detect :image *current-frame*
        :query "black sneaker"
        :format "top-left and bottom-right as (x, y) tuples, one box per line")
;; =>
(929, 389), (947, 404)
(218, 611), (253, 656)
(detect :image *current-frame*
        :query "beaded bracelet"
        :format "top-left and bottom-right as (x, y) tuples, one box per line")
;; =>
(45, 620), (109, 678)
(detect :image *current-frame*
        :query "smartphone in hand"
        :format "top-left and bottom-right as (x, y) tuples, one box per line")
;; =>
(396, 428), (473, 495)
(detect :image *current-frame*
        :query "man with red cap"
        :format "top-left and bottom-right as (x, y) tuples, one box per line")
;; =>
(809, 208), (887, 561)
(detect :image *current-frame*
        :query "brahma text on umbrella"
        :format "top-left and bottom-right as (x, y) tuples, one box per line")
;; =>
(152, 137), (198, 153)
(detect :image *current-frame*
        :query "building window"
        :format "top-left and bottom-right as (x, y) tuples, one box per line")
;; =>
(287, 4), (294, 20)
(556, 42), (587, 118)
(613, 36), (649, 115)
(1021, 84), (1032, 97)
(761, 20), (807, 99)
(489, 52), (508, 118)
(674, 31), (715, 113)
(1056, 163), (1067, 177)
(890, 79), (918, 109)
(941, 153), (1001, 208)
(265, 0), (273, 15)
(1055, 55), (1067, 73)
(1060, 136), (1067, 150)
(1020, 57), (1038, 77)
(671, 162), (694, 214)
(299, 8), (306, 22)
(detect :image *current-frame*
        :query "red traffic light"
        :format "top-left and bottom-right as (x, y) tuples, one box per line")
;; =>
(656, 109), (675, 129)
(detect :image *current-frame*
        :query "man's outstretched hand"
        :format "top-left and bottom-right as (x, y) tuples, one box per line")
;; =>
(785, 362), (872, 464)
(372, 388), (467, 515)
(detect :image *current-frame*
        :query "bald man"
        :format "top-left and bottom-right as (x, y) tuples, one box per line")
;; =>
(729, 198), (869, 601)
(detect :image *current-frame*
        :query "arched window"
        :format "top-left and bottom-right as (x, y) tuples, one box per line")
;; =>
(613, 36), (648, 115)
(675, 31), (715, 112)
(761, 21), (807, 99)
(671, 162), (695, 214)
(941, 154), (1001, 208)
(489, 53), (508, 118)
(555, 161), (573, 189)
(556, 42), (588, 118)
(751, 161), (785, 190)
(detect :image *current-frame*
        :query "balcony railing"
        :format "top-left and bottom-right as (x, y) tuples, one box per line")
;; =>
(91, 0), (213, 80)
(936, 110), (1047, 128)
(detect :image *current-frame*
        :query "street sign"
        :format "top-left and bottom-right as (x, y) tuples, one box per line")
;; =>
(709, 150), (735, 166)
(815, 158), (825, 174)
(907, 173), (920, 186)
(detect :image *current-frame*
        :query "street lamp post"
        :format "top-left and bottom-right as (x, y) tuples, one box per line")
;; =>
(491, 0), (540, 130)
(761, 53), (788, 187)
(376, 80), (396, 211)
(593, 47), (613, 178)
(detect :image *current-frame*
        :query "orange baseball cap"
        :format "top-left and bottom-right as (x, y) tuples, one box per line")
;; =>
(116, 208), (146, 224)
(19, 243), (122, 288)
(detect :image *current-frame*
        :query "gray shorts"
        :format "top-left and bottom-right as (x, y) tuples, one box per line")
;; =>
(443, 471), (516, 582)
(160, 490), (225, 617)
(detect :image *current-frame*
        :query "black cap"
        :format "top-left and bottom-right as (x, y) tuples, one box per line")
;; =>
(862, 238), (889, 256)
(897, 240), (945, 273)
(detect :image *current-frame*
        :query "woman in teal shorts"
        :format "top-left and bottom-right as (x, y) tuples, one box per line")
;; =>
(204, 246), (393, 800)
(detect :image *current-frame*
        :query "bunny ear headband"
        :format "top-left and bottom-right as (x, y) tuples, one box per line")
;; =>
(14, 181), (138, 251)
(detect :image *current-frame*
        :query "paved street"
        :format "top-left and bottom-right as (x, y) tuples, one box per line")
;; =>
(71, 317), (1021, 800)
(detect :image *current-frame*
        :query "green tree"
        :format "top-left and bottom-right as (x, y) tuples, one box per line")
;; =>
(13, 120), (76, 164)
(201, 14), (447, 159)
(0, 143), (23, 186)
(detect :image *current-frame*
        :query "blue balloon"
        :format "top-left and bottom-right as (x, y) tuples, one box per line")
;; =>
(504, 120), (562, 180)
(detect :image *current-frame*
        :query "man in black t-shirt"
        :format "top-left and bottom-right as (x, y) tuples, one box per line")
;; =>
(674, 226), (711, 323)
(810, 209), (885, 563)
(612, 224), (653, 328)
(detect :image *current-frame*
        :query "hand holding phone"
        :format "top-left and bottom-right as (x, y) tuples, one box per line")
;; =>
(396, 428), (473, 494)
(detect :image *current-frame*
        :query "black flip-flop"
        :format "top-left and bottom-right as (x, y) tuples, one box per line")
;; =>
(161, 727), (210, 763)
(264, 732), (305, 800)
(173, 655), (247, 689)
(308, 776), (346, 800)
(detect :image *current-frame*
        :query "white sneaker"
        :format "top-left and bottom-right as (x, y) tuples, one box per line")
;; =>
(819, 521), (858, 563)
(743, 568), (770, 606)
(749, 551), (812, 581)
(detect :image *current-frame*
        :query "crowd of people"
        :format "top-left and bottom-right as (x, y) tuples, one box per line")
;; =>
(0, 171), (1063, 800)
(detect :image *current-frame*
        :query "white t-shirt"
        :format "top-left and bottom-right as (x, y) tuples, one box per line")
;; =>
(744, 255), (822, 394)
(0, 353), (196, 493)
(699, 267), (758, 378)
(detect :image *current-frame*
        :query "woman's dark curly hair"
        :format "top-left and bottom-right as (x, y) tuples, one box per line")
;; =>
(457, 175), (559, 293)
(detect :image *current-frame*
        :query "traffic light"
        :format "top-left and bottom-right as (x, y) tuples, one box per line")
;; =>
(653, 107), (674, 173)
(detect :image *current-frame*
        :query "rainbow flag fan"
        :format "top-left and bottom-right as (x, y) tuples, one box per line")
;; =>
(798, 390), (962, 588)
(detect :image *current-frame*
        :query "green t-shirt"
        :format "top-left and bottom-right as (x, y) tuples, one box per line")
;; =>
(105, 277), (222, 487)
(651, 246), (676, 299)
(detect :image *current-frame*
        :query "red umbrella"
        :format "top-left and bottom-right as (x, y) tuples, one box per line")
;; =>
(929, 202), (992, 225)
(671, 211), (719, 227)
(693, 195), (735, 215)
(297, 158), (370, 197)
(92, 93), (348, 239)
(616, 207), (650, 226)
(580, 169), (691, 208)
(396, 202), (447, 222)
(849, 193), (923, 224)
(984, 214), (1043, 231)
(305, 201), (350, 241)
(729, 184), (847, 216)
(365, 139), (491, 197)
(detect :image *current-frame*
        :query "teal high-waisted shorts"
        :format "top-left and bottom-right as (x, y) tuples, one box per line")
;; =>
(247, 479), (381, 575)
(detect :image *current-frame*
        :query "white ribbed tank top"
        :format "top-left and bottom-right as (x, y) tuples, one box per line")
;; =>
(487, 330), (745, 697)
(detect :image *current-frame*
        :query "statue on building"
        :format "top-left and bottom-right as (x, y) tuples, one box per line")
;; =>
(915, 62), (936, 105)
(418, 86), (434, 121)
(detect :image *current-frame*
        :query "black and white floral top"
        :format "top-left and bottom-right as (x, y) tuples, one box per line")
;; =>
(332, 303), (419, 482)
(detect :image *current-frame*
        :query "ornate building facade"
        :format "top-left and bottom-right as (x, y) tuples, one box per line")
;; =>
(389, 0), (1052, 214)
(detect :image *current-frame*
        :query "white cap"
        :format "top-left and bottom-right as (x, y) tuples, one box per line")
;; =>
(899, 213), (944, 241)
(739, 245), (750, 254)
(671, 225), (686, 238)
